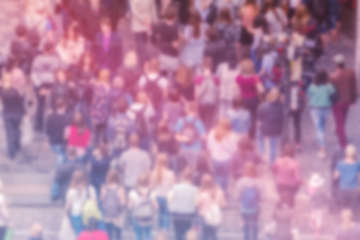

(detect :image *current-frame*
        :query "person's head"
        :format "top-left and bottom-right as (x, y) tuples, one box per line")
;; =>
(185, 102), (198, 117)
(73, 111), (86, 127)
(266, 87), (280, 102)
(123, 50), (138, 68)
(202, 56), (213, 74)
(55, 99), (66, 113)
(185, 229), (198, 240)
(314, 71), (328, 85)
(114, 98), (128, 114)
(188, 11), (202, 38)
(164, 6), (177, 22)
(82, 52), (94, 67)
(15, 24), (27, 38)
(155, 152), (169, 168)
(55, 69), (66, 83)
(181, 167), (193, 183)
(282, 144), (296, 158)
(100, 18), (112, 35)
(340, 208), (353, 224)
(238, 136), (255, 152)
(240, 59), (255, 75)
(106, 169), (120, 185)
(136, 90), (149, 104)
(145, 57), (160, 74)
(333, 54), (345, 69)
(137, 173), (150, 188)
(113, 75), (124, 88)
(215, 118), (231, 141)
(30, 223), (43, 240)
(168, 88), (180, 102)
(200, 174), (216, 190)
(262, 0), (275, 13)
(65, 22), (80, 41)
(345, 145), (356, 159)
(129, 133), (140, 147)
(243, 162), (257, 178)
(98, 68), (111, 83)
(218, 8), (233, 24)
(70, 170), (87, 188)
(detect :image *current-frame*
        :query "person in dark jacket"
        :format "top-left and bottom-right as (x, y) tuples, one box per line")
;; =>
(46, 99), (70, 165)
(258, 87), (284, 164)
(92, 18), (122, 73)
(0, 72), (25, 159)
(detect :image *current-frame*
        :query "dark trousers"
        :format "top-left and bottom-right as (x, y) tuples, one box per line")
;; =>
(35, 91), (46, 132)
(173, 214), (193, 240)
(243, 98), (258, 139)
(0, 226), (7, 240)
(105, 222), (122, 240)
(134, 32), (149, 66)
(277, 184), (299, 208)
(93, 122), (107, 145)
(242, 214), (258, 240)
(338, 189), (359, 215)
(4, 115), (22, 159)
(289, 110), (302, 144)
(202, 224), (217, 240)
(332, 102), (350, 148)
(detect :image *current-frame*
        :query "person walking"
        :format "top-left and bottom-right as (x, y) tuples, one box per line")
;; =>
(307, 71), (336, 158)
(330, 54), (358, 148)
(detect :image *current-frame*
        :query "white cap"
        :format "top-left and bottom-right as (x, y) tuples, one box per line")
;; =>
(333, 54), (345, 64)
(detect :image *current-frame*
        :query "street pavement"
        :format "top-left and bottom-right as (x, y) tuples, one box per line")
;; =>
(0, 1), (358, 240)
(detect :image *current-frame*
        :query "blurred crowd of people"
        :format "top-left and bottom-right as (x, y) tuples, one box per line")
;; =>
(0, 0), (359, 240)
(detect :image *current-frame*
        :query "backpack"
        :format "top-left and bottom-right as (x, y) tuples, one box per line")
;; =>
(240, 185), (260, 215)
(102, 187), (123, 220)
(204, 203), (222, 226)
(132, 192), (154, 226)
(144, 77), (163, 109)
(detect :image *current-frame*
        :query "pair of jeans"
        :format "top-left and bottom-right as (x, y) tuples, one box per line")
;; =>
(202, 224), (217, 240)
(213, 161), (230, 191)
(289, 110), (302, 144)
(132, 220), (151, 240)
(69, 215), (83, 236)
(105, 222), (122, 240)
(51, 144), (66, 166)
(0, 227), (7, 240)
(243, 98), (259, 139)
(157, 197), (171, 230)
(310, 108), (330, 148)
(332, 102), (350, 148)
(3, 115), (22, 159)
(172, 213), (194, 240)
(242, 214), (258, 240)
(258, 133), (280, 164)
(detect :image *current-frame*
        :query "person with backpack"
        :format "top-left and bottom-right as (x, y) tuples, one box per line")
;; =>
(168, 168), (198, 240)
(129, 174), (157, 240)
(196, 174), (226, 240)
(101, 170), (126, 240)
(235, 162), (261, 240)
(65, 170), (98, 236)
(150, 153), (176, 232)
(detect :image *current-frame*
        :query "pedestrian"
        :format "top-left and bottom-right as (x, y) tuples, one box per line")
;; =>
(0, 72), (25, 160)
(334, 145), (360, 215)
(112, 133), (151, 191)
(330, 54), (358, 148)
(101, 169), (126, 240)
(196, 174), (226, 240)
(77, 218), (109, 240)
(65, 170), (98, 236)
(236, 59), (264, 138)
(168, 169), (198, 240)
(307, 71), (336, 158)
(129, 174), (157, 240)
(257, 87), (284, 164)
(150, 153), (176, 231)
(272, 144), (302, 208)
(335, 209), (360, 240)
(235, 162), (261, 240)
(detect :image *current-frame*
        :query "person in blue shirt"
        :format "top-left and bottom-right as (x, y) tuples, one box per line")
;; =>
(175, 102), (206, 174)
(334, 145), (360, 214)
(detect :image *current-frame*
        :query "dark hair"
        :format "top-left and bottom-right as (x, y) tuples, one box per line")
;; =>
(115, 98), (128, 113)
(337, 62), (345, 69)
(15, 25), (27, 37)
(189, 11), (202, 38)
(315, 71), (328, 85)
(218, 8), (233, 24)
(164, 6), (177, 20)
(168, 88), (180, 102)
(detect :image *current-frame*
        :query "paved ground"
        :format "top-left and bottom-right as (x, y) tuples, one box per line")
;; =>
(0, 1), (358, 240)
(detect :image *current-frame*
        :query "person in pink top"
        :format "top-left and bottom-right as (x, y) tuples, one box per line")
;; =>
(236, 59), (264, 138)
(272, 144), (302, 208)
(65, 112), (91, 160)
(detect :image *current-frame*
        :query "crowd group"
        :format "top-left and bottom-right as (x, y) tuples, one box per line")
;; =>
(0, 0), (359, 240)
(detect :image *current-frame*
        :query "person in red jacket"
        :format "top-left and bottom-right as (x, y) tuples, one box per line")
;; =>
(77, 218), (109, 240)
